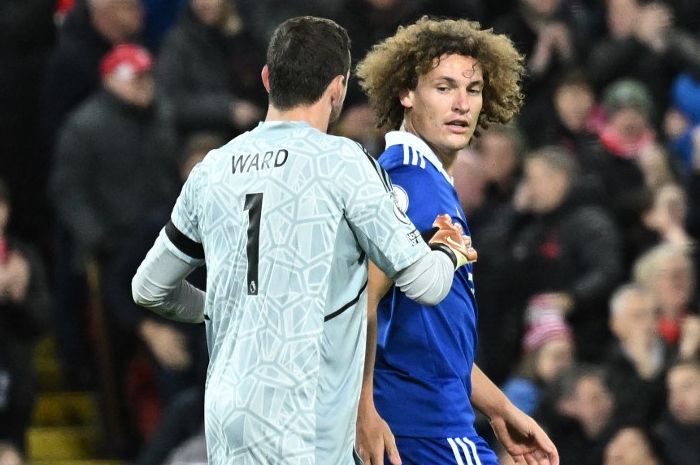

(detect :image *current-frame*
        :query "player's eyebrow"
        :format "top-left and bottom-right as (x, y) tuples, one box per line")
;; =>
(433, 76), (484, 88)
(433, 76), (459, 87)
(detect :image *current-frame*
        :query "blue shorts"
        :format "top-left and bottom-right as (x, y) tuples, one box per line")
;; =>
(393, 435), (499, 465)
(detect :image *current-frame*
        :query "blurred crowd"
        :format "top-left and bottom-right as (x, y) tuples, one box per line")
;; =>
(0, 0), (699, 464)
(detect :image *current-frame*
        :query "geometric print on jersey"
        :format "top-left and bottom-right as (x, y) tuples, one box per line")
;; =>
(169, 121), (426, 465)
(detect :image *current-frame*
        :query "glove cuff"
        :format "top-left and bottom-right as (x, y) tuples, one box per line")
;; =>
(429, 242), (460, 270)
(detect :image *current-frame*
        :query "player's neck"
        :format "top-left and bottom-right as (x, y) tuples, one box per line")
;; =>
(265, 103), (331, 133)
(400, 119), (458, 172)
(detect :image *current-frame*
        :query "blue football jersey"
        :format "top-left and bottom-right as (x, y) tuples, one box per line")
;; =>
(375, 130), (478, 437)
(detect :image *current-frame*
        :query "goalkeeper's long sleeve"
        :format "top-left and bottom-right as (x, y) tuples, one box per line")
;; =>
(132, 228), (456, 320)
(393, 248), (455, 306)
(131, 233), (206, 323)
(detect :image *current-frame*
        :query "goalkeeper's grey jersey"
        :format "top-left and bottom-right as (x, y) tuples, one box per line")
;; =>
(163, 121), (428, 465)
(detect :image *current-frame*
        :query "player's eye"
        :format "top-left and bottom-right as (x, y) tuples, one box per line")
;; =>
(436, 86), (449, 93)
(468, 87), (482, 95)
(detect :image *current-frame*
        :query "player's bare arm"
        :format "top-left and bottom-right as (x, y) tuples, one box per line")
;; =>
(357, 261), (400, 465)
(471, 365), (560, 465)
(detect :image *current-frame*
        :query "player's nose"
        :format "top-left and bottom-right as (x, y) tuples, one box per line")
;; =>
(452, 88), (470, 113)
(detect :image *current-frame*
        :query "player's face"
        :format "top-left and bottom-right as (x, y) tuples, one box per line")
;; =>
(401, 54), (483, 160)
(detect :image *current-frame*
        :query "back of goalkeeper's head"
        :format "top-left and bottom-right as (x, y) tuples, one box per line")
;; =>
(265, 16), (351, 111)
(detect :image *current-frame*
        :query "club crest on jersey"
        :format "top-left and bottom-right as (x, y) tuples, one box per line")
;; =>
(391, 186), (410, 225)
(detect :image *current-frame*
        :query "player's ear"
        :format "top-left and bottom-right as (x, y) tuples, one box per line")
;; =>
(329, 74), (346, 103)
(261, 65), (271, 93)
(399, 88), (414, 109)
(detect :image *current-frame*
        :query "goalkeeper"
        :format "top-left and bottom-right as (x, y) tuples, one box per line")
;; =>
(355, 17), (559, 465)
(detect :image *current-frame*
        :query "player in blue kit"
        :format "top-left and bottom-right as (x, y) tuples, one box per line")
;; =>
(131, 16), (477, 465)
(355, 18), (559, 465)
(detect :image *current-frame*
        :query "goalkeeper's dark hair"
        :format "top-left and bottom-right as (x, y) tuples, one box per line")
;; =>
(356, 16), (524, 136)
(266, 16), (351, 110)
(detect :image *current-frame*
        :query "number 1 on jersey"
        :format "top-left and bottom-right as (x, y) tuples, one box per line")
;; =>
(244, 193), (263, 295)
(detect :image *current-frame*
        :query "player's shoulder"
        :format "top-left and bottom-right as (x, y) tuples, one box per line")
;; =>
(327, 135), (385, 171)
(329, 134), (375, 160)
(378, 134), (431, 173)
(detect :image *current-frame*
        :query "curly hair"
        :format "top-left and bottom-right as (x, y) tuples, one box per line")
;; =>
(356, 17), (525, 134)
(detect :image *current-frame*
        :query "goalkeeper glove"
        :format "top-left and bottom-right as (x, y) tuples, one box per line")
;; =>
(424, 214), (478, 269)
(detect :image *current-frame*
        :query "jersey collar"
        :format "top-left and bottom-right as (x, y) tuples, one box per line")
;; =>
(384, 130), (453, 185)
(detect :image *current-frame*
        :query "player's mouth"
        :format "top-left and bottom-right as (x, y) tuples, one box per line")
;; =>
(445, 120), (470, 134)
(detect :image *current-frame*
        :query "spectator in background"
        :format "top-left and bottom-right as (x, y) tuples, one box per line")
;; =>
(603, 426), (664, 465)
(597, 79), (657, 268)
(467, 124), (525, 383)
(470, 124), (525, 223)
(547, 71), (601, 150)
(49, 44), (179, 420)
(103, 133), (217, 441)
(678, 83), (700, 242)
(655, 358), (700, 465)
(156, 0), (266, 139)
(605, 284), (669, 426)
(502, 302), (575, 416)
(599, 79), (656, 162)
(508, 146), (622, 361)
(642, 183), (693, 246)
(540, 365), (617, 465)
(42, 0), (145, 392)
(666, 73), (700, 175)
(493, 0), (587, 147)
(0, 181), (50, 454)
(586, 0), (700, 120)
(638, 144), (679, 193)
(51, 44), (179, 271)
(633, 244), (698, 348)
(541, 71), (611, 205)
(40, 0), (144, 149)
(451, 150), (487, 218)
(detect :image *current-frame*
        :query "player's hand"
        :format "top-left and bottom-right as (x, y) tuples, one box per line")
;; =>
(489, 405), (559, 465)
(429, 214), (478, 267)
(356, 403), (401, 465)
